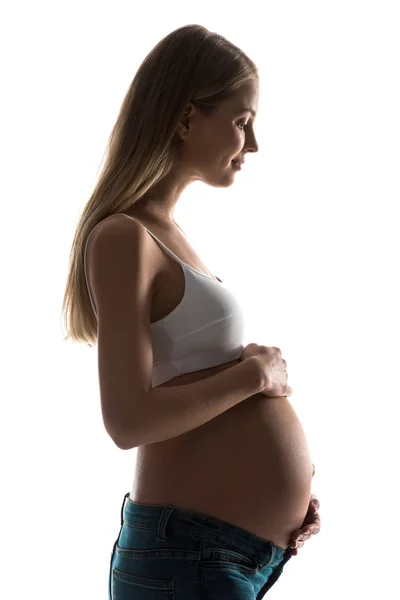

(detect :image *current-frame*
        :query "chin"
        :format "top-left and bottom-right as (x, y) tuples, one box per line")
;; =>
(202, 166), (237, 189)
(211, 180), (235, 190)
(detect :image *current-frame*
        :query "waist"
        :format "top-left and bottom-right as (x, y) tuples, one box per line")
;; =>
(120, 493), (291, 565)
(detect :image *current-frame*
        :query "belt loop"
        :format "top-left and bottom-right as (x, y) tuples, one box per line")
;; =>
(157, 506), (174, 542)
(121, 492), (130, 526)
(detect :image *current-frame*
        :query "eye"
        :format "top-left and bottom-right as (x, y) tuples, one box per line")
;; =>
(237, 121), (248, 131)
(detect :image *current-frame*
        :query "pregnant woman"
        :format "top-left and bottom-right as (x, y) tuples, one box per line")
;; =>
(62, 24), (320, 599)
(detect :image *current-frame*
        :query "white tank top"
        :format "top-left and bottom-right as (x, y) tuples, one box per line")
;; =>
(84, 218), (246, 388)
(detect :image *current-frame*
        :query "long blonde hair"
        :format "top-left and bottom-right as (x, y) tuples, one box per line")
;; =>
(61, 24), (258, 346)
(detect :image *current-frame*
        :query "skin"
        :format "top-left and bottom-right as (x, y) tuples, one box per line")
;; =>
(289, 484), (321, 556)
(125, 79), (260, 225)
(125, 79), (321, 555)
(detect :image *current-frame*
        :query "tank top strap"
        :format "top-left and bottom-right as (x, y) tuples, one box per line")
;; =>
(143, 223), (222, 283)
(144, 228), (188, 268)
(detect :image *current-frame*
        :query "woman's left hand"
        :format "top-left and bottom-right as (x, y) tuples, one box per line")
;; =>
(288, 490), (321, 556)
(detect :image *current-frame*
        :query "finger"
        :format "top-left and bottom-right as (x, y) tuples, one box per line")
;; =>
(307, 502), (318, 515)
(291, 529), (304, 539)
(310, 495), (320, 510)
(307, 504), (319, 517)
(310, 514), (321, 529)
(290, 532), (308, 545)
(305, 523), (320, 537)
(292, 526), (315, 542)
(307, 514), (320, 529)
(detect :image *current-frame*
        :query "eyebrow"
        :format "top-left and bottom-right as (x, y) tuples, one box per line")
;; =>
(238, 107), (257, 117)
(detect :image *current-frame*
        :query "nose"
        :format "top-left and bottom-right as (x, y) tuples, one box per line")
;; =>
(244, 129), (259, 154)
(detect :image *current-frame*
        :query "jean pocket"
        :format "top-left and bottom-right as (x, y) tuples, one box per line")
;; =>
(111, 567), (175, 600)
(200, 544), (259, 600)
(201, 543), (258, 572)
(110, 542), (199, 600)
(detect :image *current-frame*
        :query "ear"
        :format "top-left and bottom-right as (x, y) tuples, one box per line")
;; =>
(175, 103), (197, 141)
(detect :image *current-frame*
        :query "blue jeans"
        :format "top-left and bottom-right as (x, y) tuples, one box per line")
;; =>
(108, 492), (293, 599)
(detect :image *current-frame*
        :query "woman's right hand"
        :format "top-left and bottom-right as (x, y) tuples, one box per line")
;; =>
(239, 343), (292, 398)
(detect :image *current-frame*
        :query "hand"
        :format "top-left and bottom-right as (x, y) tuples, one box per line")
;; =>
(288, 492), (321, 556)
(240, 343), (292, 397)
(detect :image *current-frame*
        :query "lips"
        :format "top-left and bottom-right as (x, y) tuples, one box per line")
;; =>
(231, 160), (242, 171)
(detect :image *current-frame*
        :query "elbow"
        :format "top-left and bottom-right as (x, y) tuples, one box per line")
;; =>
(107, 424), (138, 450)
(112, 432), (138, 450)
(104, 401), (147, 450)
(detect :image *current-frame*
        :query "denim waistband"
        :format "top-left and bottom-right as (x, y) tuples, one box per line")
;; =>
(121, 493), (291, 567)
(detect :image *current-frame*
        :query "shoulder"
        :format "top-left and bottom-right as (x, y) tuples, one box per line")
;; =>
(85, 213), (156, 258)
(85, 213), (162, 294)
(87, 212), (143, 239)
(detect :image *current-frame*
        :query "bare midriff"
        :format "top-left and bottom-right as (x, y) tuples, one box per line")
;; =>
(120, 211), (313, 552)
(130, 359), (313, 551)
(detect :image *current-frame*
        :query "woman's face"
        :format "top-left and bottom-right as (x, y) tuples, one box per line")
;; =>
(177, 79), (260, 188)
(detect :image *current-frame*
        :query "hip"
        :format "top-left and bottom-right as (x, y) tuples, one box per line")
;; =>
(109, 492), (293, 600)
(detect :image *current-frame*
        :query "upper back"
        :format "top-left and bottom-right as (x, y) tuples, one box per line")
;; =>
(84, 214), (160, 444)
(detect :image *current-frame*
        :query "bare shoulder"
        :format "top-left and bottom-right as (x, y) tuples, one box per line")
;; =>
(86, 212), (157, 262)
(87, 212), (144, 244)
(85, 213), (162, 310)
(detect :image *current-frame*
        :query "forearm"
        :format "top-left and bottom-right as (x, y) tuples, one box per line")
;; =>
(117, 357), (264, 449)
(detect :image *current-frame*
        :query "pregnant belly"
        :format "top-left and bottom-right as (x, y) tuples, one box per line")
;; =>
(133, 393), (313, 550)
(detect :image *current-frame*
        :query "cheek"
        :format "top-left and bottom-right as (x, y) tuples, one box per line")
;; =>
(220, 130), (244, 159)
(231, 128), (245, 148)
(198, 126), (242, 167)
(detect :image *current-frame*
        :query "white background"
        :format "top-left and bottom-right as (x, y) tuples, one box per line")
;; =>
(2, 1), (399, 598)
